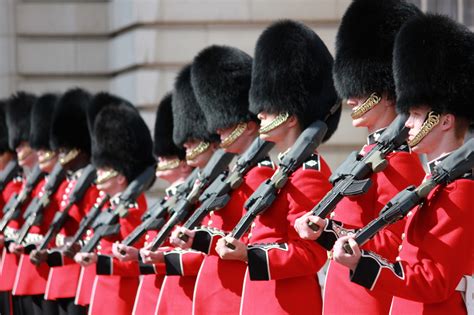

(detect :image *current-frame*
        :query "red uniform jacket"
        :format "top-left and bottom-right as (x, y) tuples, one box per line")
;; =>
(0, 176), (42, 292)
(44, 168), (99, 300)
(82, 194), (146, 315)
(320, 132), (425, 314)
(13, 178), (70, 296)
(241, 153), (331, 315)
(192, 159), (274, 315)
(349, 156), (473, 315)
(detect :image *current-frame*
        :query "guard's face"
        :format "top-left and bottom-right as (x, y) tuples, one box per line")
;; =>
(183, 139), (214, 168)
(37, 149), (58, 173)
(257, 112), (289, 143)
(346, 95), (392, 129)
(405, 106), (438, 154)
(96, 167), (123, 195)
(155, 156), (181, 181)
(16, 141), (36, 168)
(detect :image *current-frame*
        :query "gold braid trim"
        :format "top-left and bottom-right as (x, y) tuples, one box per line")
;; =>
(156, 158), (181, 171)
(59, 149), (80, 165)
(408, 111), (440, 147)
(220, 122), (247, 148)
(186, 141), (210, 161)
(96, 169), (119, 185)
(350, 93), (382, 119)
(38, 151), (57, 164)
(259, 112), (290, 134)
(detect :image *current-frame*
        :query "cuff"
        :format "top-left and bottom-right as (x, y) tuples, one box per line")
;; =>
(247, 243), (288, 281)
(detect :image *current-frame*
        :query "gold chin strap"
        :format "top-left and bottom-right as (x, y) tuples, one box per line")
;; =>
(59, 149), (80, 165)
(220, 122), (247, 148)
(350, 92), (382, 119)
(38, 151), (57, 164)
(259, 112), (290, 134)
(18, 147), (33, 162)
(186, 141), (210, 161)
(156, 158), (181, 171)
(408, 111), (440, 147)
(96, 169), (119, 185)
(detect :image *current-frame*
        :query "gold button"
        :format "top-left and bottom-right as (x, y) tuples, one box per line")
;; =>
(144, 241), (148, 247)
(401, 233), (405, 240)
(330, 212), (335, 219)
(86, 230), (92, 236)
(61, 201), (66, 207)
(251, 222), (256, 228)
(145, 234), (150, 240)
(62, 195), (68, 200)
(396, 256), (401, 261)
(97, 245), (102, 250)
(209, 211), (214, 216)
(65, 188), (71, 194)
(407, 211), (413, 217)
(398, 245), (403, 251)
(248, 233), (252, 239)
(208, 220), (213, 225)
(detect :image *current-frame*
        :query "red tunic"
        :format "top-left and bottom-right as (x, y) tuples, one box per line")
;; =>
(322, 140), (425, 314)
(192, 160), (274, 315)
(85, 194), (146, 315)
(0, 176), (42, 292)
(241, 154), (331, 315)
(44, 169), (99, 301)
(13, 178), (69, 296)
(349, 161), (473, 314)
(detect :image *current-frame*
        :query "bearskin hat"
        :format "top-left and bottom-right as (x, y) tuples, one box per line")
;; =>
(333, 0), (421, 100)
(0, 100), (10, 154)
(5, 91), (37, 150)
(191, 45), (256, 132)
(50, 88), (92, 154)
(89, 93), (155, 182)
(29, 93), (59, 150)
(394, 13), (474, 123)
(172, 65), (220, 146)
(249, 20), (341, 141)
(154, 93), (186, 159)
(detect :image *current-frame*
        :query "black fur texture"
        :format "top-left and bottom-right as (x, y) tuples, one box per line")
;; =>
(191, 45), (256, 132)
(90, 95), (155, 182)
(248, 20), (340, 141)
(154, 93), (185, 159)
(0, 100), (10, 153)
(333, 0), (421, 100)
(29, 93), (59, 150)
(394, 13), (474, 123)
(50, 88), (92, 154)
(5, 92), (37, 150)
(172, 65), (220, 146)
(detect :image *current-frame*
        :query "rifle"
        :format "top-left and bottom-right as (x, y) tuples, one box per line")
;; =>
(76, 165), (157, 256)
(62, 195), (110, 258)
(226, 120), (328, 249)
(307, 114), (409, 230)
(177, 138), (274, 242)
(148, 149), (236, 251)
(344, 138), (474, 254)
(119, 168), (199, 249)
(0, 160), (20, 192)
(0, 165), (45, 233)
(15, 162), (66, 249)
(32, 164), (97, 255)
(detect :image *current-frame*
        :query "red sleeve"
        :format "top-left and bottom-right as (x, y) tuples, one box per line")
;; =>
(350, 180), (473, 303)
(248, 156), (332, 280)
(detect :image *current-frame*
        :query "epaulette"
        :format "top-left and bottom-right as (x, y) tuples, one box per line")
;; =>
(257, 157), (275, 169)
(302, 153), (321, 171)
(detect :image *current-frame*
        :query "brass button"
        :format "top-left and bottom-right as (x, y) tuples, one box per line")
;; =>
(145, 234), (150, 240)
(208, 220), (213, 225)
(209, 211), (214, 216)
(398, 245), (403, 251)
(248, 233), (252, 239)
(396, 256), (401, 261)
(401, 233), (406, 240)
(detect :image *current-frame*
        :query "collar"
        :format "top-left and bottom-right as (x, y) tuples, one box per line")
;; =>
(427, 152), (452, 175)
(367, 128), (386, 145)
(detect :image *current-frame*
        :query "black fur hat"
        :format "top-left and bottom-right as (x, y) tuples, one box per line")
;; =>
(249, 20), (340, 141)
(5, 91), (37, 150)
(191, 45), (256, 132)
(172, 65), (220, 146)
(0, 100), (10, 154)
(154, 93), (186, 159)
(50, 88), (92, 154)
(394, 14), (474, 123)
(333, 0), (421, 100)
(29, 93), (59, 150)
(90, 94), (155, 182)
